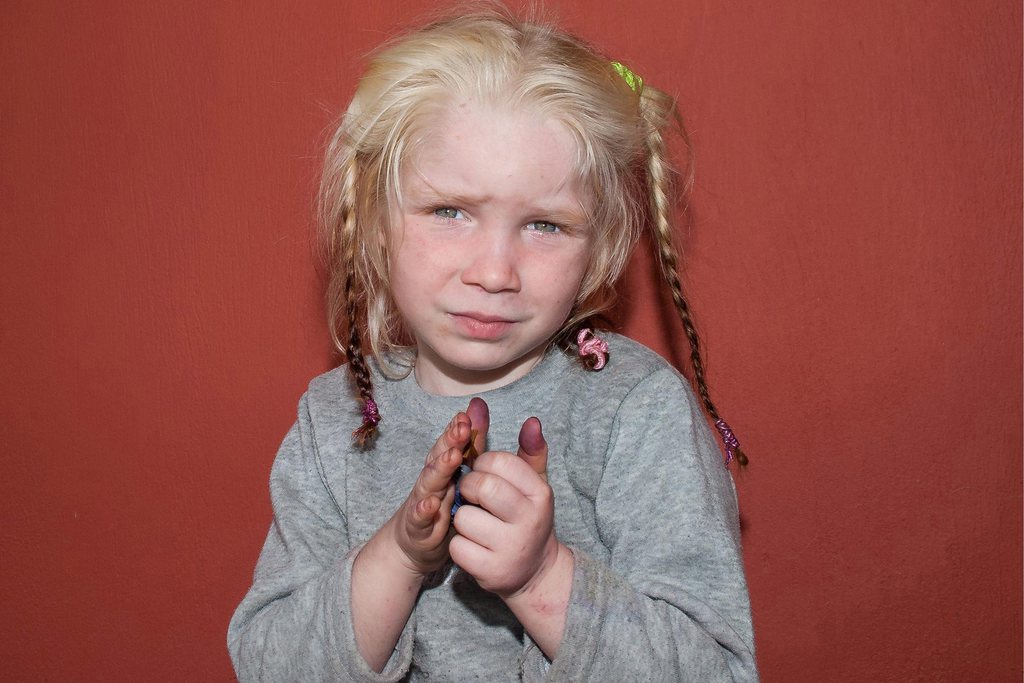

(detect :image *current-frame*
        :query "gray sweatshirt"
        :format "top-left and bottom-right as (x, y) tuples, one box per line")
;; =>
(228, 334), (758, 681)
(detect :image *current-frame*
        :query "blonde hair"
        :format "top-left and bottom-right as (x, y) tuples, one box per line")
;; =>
(321, 5), (743, 463)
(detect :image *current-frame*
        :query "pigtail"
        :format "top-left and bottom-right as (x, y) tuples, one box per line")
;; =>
(640, 93), (748, 467)
(342, 159), (381, 446)
(344, 287), (381, 446)
(324, 145), (380, 447)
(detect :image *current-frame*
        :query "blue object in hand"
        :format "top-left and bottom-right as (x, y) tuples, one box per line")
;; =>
(450, 464), (472, 518)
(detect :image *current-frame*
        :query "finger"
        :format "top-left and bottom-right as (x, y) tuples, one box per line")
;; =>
(448, 412), (472, 449)
(516, 417), (548, 482)
(416, 445), (463, 500)
(466, 397), (490, 456)
(472, 450), (543, 490)
(407, 494), (443, 532)
(441, 476), (457, 509)
(451, 503), (502, 550)
(457, 466), (532, 523)
(449, 532), (497, 575)
(423, 413), (472, 469)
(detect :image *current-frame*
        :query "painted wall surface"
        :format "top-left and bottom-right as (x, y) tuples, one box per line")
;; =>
(2, 1), (1020, 681)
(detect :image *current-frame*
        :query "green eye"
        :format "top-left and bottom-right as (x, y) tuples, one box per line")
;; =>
(527, 221), (560, 233)
(433, 207), (464, 220)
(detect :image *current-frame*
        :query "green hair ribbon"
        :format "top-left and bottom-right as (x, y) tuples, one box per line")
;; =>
(611, 61), (643, 93)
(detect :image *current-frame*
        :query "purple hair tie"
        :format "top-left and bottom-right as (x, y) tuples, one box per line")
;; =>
(352, 397), (381, 444)
(577, 328), (609, 370)
(714, 418), (740, 466)
(362, 398), (380, 427)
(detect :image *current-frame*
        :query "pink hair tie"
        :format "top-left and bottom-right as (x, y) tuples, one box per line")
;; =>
(577, 328), (609, 370)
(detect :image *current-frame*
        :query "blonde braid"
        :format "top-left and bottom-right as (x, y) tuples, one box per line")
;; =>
(334, 153), (380, 446)
(642, 94), (748, 467)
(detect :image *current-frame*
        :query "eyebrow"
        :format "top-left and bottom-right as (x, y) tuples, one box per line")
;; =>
(411, 186), (585, 222)
(411, 187), (493, 209)
(400, 166), (487, 206)
(401, 161), (590, 225)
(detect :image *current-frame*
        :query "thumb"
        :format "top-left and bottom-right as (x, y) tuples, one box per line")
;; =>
(466, 397), (490, 461)
(516, 416), (548, 482)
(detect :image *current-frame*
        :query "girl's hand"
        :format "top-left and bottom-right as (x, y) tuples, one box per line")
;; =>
(449, 417), (563, 597)
(352, 399), (489, 671)
(387, 398), (489, 577)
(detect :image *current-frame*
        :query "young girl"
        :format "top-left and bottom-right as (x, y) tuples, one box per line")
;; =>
(229, 7), (757, 681)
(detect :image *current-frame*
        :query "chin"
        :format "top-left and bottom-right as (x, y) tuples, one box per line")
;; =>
(440, 344), (537, 375)
(446, 352), (522, 374)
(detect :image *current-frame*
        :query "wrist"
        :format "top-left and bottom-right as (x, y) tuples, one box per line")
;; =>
(501, 541), (574, 659)
(361, 519), (430, 587)
(504, 540), (574, 610)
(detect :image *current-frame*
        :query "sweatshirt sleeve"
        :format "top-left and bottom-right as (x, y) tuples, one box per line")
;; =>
(227, 394), (415, 682)
(525, 368), (758, 682)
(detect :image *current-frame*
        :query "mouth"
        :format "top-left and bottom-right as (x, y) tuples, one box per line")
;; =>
(449, 312), (516, 340)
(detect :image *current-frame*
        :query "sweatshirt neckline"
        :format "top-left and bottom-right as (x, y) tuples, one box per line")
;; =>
(384, 346), (572, 428)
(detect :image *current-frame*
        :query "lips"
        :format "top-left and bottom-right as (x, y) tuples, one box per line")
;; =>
(449, 312), (516, 340)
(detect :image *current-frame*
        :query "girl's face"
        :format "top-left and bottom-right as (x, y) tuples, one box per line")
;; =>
(389, 100), (590, 396)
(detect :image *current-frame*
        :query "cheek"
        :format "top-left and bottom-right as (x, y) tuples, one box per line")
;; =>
(538, 252), (590, 311)
(564, 245), (591, 290)
(392, 221), (454, 266)
(389, 227), (456, 306)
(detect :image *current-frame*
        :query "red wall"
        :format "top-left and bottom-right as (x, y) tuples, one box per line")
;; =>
(2, 1), (1020, 680)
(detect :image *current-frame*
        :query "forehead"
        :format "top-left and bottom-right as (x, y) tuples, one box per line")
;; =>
(400, 100), (586, 211)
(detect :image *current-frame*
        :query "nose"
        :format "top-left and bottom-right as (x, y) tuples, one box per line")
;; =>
(460, 227), (521, 293)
